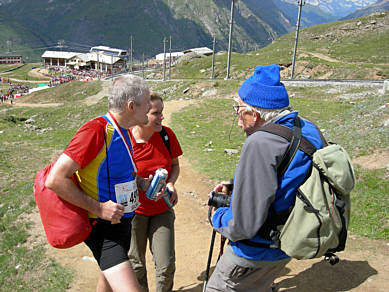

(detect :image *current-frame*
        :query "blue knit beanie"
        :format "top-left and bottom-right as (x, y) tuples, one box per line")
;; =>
(238, 64), (289, 109)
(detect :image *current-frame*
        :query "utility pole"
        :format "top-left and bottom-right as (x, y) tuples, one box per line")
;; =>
(168, 36), (172, 79)
(97, 52), (100, 80)
(111, 54), (114, 81)
(211, 37), (216, 79)
(142, 53), (145, 79)
(163, 37), (167, 81)
(6, 40), (12, 53)
(225, 0), (235, 80)
(291, 0), (305, 79)
(129, 35), (133, 73)
(57, 40), (65, 51)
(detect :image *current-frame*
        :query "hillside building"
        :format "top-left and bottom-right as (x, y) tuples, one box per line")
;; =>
(90, 45), (128, 59)
(86, 52), (125, 72)
(41, 51), (79, 67)
(154, 47), (213, 64)
(183, 47), (213, 56)
(0, 53), (23, 64)
(155, 52), (184, 64)
(66, 53), (91, 69)
(41, 50), (126, 72)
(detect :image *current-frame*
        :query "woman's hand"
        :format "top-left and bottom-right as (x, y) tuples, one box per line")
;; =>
(166, 182), (178, 206)
(136, 174), (152, 192)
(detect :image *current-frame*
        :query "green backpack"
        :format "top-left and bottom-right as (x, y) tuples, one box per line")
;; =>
(245, 117), (355, 264)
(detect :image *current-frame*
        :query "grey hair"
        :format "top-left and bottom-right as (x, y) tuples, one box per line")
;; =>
(108, 75), (150, 113)
(251, 105), (293, 122)
(235, 96), (292, 122)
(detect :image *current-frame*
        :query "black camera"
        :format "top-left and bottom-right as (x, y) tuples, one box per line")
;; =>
(208, 191), (230, 209)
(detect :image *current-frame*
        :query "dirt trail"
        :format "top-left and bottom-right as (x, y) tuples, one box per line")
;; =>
(301, 51), (341, 63)
(300, 51), (389, 67)
(12, 102), (63, 107)
(83, 80), (112, 105)
(29, 99), (389, 292)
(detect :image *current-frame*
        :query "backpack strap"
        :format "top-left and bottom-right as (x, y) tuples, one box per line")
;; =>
(160, 126), (171, 155)
(262, 117), (302, 177)
(239, 116), (322, 248)
(260, 117), (318, 158)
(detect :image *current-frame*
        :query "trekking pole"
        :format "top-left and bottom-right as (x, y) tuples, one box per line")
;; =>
(203, 229), (216, 292)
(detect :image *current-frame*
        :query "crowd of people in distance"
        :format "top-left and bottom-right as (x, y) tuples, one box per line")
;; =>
(0, 66), (109, 104)
(45, 66), (108, 82)
(0, 92), (14, 104)
(0, 80), (30, 103)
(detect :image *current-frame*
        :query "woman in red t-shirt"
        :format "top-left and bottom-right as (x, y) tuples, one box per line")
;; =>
(129, 92), (183, 292)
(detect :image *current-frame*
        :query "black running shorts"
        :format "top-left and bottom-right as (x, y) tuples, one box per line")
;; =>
(84, 217), (132, 271)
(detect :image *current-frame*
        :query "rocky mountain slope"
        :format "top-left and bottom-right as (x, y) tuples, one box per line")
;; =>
(280, 0), (379, 18)
(0, 0), (294, 61)
(0, 0), (381, 62)
(343, 0), (389, 19)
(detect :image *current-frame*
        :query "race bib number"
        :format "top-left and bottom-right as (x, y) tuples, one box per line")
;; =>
(114, 180), (140, 213)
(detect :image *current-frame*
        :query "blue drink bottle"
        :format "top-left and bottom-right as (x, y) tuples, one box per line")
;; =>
(145, 168), (168, 200)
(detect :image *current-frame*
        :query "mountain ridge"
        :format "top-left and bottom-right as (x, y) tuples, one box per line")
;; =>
(342, 0), (389, 19)
(0, 0), (295, 61)
(280, 0), (379, 18)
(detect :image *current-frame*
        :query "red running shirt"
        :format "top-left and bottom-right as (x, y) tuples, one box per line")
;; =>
(130, 126), (183, 215)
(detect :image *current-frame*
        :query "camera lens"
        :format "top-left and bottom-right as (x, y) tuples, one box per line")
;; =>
(208, 192), (230, 209)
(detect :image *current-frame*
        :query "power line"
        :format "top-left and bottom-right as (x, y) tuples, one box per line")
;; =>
(0, 44), (64, 54)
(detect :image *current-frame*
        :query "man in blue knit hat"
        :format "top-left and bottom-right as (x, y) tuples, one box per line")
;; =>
(206, 64), (324, 292)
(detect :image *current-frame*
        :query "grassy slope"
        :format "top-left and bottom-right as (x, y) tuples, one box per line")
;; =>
(170, 12), (389, 80)
(0, 63), (49, 81)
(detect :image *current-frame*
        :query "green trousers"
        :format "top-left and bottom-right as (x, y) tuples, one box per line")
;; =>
(129, 208), (176, 292)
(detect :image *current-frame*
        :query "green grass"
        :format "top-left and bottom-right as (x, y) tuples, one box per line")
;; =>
(0, 63), (49, 81)
(148, 79), (241, 101)
(0, 180), (73, 292)
(20, 80), (102, 104)
(0, 120), (73, 291)
(287, 86), (389, 157)
(0, 64), (24, 73)
(351, 167), (389, 239)
(171, 98), (243, 180)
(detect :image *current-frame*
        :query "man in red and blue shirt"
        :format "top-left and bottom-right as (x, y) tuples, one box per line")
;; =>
(46, 75), (162, 292)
